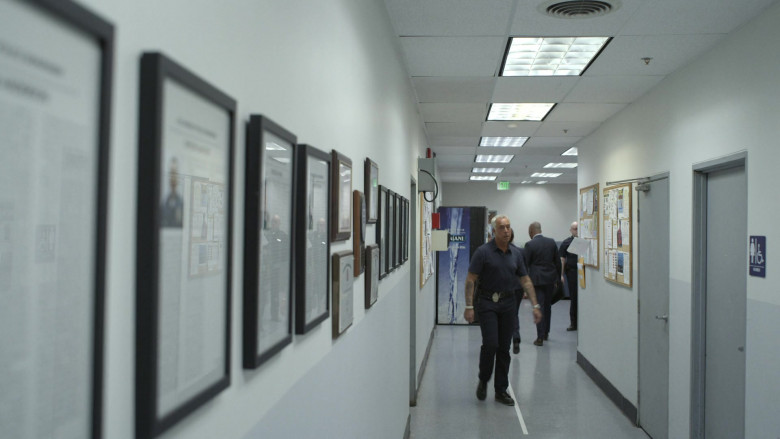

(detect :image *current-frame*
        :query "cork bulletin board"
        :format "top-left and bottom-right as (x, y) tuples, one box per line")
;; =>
(602, 183), (633, 287)
(578, 183), (600, 268)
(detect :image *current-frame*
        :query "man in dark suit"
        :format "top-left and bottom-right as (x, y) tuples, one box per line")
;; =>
(524, 222), (561, 346)
(559, 222), (579, 331)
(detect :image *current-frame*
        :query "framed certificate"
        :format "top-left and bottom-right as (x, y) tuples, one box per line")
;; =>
(377, 185), (388, 279)
(243, 115), (295, 369)
(332, 250), (354, 338)
(136, 52), (235, 438)
(294, 144), (331, 334)
(330, 150), (352, 242)
(364, 158), (379, 224)
(352, 190), (366, 276)
(365, 244), (380, 308)
(386, 189), (395, 273)
(0, 1), (113, 438)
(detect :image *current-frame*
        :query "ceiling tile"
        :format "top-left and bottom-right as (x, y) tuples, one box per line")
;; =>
(419, 103), (488, 122)
(563, 75), (665, 103)
(400, 37), (506, 76)
(524, 137), (582, 148)
(546, 103), (627, 122)
(430, 145), (477, 155)
(492, 77), (578, 102)
(384, 0), (515, 36)
(425, 122), (483, 137)
(619, 0), (777, 35)
(481, 121), (541, 137)
(509, 0), (643, 36)
(413, 77), (496, 103)
(534, 121), (600, 137)
(427, 136), (480, 147)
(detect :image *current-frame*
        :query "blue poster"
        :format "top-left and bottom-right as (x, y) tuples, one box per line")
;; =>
(437, 207), (471, 324)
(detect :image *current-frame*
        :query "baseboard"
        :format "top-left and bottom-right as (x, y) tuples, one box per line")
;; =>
(410, 326), (435, 406)
(577, 350), (638, 426)
(403, 413), (410, 439)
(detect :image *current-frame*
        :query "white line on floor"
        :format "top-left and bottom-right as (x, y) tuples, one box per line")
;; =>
(507, 382), (528, 435)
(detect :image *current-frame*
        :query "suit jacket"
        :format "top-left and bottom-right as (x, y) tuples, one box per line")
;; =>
(524, 234), (562, 286)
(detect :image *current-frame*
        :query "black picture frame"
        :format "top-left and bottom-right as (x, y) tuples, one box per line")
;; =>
(332, 250), (354, 338)
(294, 144), (331, 334)
(352, 190), (366, 276)
(0, 2), (113, 438)
(365, 244), (380, 308)
(331, 150), (352, 242)
(364, 158), (379, 224)
(386, 189), (395, 273)
(403, 198), (410, 262)
(136, 52), (235, 439)
(377, 185), (388, 279)
(243, 115), (296, 369)
(393, 193), (401, 268)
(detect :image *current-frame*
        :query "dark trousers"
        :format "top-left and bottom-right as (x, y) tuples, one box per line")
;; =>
(534, 284), (553, 338)
(512, 290), (523, 341)
(565, 269), (578, 326)
(477, 294), (516, 392)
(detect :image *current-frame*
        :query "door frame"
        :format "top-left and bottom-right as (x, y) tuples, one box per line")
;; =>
(690, 151), (747, 438)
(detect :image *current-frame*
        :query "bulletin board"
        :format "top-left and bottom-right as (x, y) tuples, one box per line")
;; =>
(602, 183), (633, 287)
(578, 183), (600, 268)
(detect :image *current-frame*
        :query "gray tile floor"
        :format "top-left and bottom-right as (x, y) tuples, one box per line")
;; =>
(410, 300), (650, 439)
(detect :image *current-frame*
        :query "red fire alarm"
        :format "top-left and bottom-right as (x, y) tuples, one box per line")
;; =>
(432, 212), (440, 229)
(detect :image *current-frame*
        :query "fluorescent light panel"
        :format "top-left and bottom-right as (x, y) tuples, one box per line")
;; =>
(562, 147), (578, 156)
(480, 136), (529, 147)
(531, 172), (562, 178)
(536, 181), (548, 185)
(502, 37), (609, 77)
(521, 180), (533, 184)
(470, 175), (496, 181)
(488, 103), (554, 121)
(544, 162), (577, 168)
(472, 167), (503, 173)
(475, 154), (514, 163)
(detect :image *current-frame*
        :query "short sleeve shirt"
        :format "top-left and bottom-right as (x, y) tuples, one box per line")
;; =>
(559, 236), (577, 270)
(468, 240), (528, 291)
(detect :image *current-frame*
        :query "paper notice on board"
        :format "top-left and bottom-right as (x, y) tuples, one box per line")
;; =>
(567, 237), (590, 255)
(604, 220), (612, 248)
(608, 251), (617, 277)
(620, 219), (630, 247)
(622, 252), (630, 284)
(586, 190), (593, 215)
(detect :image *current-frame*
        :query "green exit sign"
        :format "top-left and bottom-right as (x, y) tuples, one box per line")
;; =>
(497, 181), (510, 191)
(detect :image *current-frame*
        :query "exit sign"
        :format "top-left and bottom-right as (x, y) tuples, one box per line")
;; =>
(497, 181), (510, 191)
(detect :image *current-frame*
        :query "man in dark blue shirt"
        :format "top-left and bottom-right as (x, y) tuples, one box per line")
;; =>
(464, 215), (541, 406)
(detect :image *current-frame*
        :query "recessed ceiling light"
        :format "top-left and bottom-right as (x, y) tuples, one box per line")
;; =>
(470, 175), (497, 181)
(475, 154), (514, 163)
(501, 37), (610, 77)
(536, 181), (548, 185)
(521, 180), (533, 184)
(480, 137), (529, 147)
(531, 172), (562, 178)
(488, 103), (555, 121)
(472, 167), (503, 173)
(544, 162), (578, 168)
(562, 147), (578, 156)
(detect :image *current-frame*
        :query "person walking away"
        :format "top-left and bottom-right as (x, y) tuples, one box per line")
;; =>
(524, 222), (561, 346)
(559, 222), (579, 331)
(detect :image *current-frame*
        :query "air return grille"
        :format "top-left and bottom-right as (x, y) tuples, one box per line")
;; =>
(545, 1), (613, 18)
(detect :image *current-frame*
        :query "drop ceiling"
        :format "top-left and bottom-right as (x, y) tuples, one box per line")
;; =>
(383, 0), (777, 184)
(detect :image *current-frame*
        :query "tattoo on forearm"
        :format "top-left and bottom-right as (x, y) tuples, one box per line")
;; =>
(465, 279), (474, 305)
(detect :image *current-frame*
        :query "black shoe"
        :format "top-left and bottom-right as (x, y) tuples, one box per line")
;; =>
(543, 333), (549, 341)
(512, 339), (520, 354)
(476, 380), (487, 401)
(495, 391), (515, 406)
(567, 325), (577, 331)
(533, 338), (543, 346)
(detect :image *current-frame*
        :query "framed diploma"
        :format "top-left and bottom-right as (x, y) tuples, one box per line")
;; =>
(330, 150), (352, 242)
(243, 115), (296, 369)
(352, 190), (366, 276)
(294, 144), (331, 334)
(365, 244), (380, 308)
(332, 250), (354, 338)
(377, 186), (388, 279)
(393, 193), (401, 269)
(401, 197), (408, 263)
(0, 1), (113, 438)
(364, 158), (379, 224)
(136, 52), (234, 439)
(386, 189), (395, 273)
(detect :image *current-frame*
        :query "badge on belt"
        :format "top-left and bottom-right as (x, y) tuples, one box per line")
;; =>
(492, 292), (499, 302)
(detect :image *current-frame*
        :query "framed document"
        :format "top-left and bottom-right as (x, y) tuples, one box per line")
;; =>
(136, 52), (234, 439)
(243, 115), (295, 369)
(402, 197), (409, 263)
(386, 189), (395, 273)
(0, 1), (113, 438)
(393, 193), (401, 268)
(365, 244), (380, 308)
(377, 186), (388, 279)
(332, 251), (354, 338)
(294, 144), (331, 334)
(330, 150), (352, 242)
(352, 190), (366, 276)
(364, 158), (379, 223)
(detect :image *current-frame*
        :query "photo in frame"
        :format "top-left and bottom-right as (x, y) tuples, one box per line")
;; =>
(352, 190), (366, 276)
(294, 144), (331, 334)
(377, 185), (388, 279)
(364, 158), (379, 224)
(0, 1), (114, 437)
(332, 251), (354, 337)
(365, 244), (380, 308)
(330, 150), (352, 242)
(136, 52), (234, 439)
(242, 115), (295, 369)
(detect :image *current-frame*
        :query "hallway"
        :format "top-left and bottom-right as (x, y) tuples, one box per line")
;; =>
(410, 301), (650, 438)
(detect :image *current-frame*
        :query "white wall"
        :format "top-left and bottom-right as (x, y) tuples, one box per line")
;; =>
(576, 3), (780, 437)
(74, 0), (430, 438)
(441, 182), (578, 244)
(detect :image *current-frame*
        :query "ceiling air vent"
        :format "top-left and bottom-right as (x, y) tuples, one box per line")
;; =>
(543, 1), (615, 18)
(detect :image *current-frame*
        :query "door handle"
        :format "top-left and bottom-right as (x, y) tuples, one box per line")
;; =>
(655, 315), (668, 322)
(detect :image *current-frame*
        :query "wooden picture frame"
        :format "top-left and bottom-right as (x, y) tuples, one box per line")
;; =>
(330, 150), (352, 242)
(0, 1), (114, 437)
(603, 183), (633, 287)
(365, 244), (380, 308)
(136, 52), (234, 439)
(364, 158), (379, 224)
(294, 144), (331, 334)
(352, 190), (366, 276)
(332, 251), (354, 337)
(242, 115), (296, 369)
